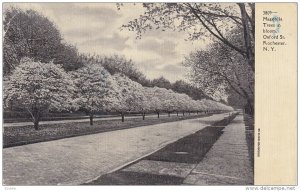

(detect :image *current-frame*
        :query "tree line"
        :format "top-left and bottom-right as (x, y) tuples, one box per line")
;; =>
(4, 57), (232, 130)
(3, 7), (233, 130)
(3, 7), (211, 102)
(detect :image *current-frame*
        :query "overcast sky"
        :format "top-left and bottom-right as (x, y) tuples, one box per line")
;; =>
(6, 3), (210, 82)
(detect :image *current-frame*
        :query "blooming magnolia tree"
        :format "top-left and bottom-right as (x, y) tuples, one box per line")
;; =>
(140, 87), (153, 120)
(177, 93), (191, 116)
(195, 100), (206, 113)
(172, 93), (184, 116)
(148, 87), (167, 118)
(200, 99), (233, 113)
(184, 96), (195, 115)
(189, 99), (200, 114)
(109, 73), (145, 122)
(4, 58), (75, 130)
(71, 63), (111, 125)
(161, 89), (178, 117)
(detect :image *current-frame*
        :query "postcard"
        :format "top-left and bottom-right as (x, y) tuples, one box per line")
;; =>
(1, 2), (297, 189)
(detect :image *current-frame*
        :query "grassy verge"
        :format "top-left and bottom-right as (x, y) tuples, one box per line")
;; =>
(4, 113), (213, 148)
(144, 113), (238, 164)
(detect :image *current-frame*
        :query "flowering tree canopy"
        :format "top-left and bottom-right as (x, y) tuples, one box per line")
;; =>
(108, 73), (146, 121)
(148, 87), (166, 118)
(4, 57), (233, 128)
(163, 89), (178, 115)
(71, 62), (111, 125)
(4, 57), (75, 130)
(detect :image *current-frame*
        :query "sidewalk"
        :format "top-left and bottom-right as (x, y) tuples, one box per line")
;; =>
(183, 113), (254, 185)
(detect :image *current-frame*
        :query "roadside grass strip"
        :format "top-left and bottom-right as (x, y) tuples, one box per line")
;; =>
(143, 126), (225, 164)
(3, 114), (212, 148)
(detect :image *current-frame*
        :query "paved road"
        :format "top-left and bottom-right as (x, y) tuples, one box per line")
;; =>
(3, 113), (229, 186)
(95, 113), (253, 185)
(4, 113), (200, 127)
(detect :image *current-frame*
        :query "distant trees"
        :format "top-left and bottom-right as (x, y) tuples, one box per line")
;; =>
(3, 7), (82, 75)
(4, 58), (75, 130)
(151, 77), (172, 90)
(55, 43), (83, 71)
(97, 55), (151, 87)
(146, 77), (210, 100)
(172, 80), (211, 100)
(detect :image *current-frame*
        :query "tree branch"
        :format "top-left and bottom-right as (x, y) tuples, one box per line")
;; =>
(192, 62), (247, 99)
(247, 3), (255, 38)
(237, 3), (255, 71)
(185, 3), (247, 56)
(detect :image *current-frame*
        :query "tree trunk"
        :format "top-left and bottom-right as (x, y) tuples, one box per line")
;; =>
(32, 110), (41, 130)
(238, 3), (255, 72)
(142, 112), (145, 120)
(168, 112), (170, 117)
(245, 99), (254, 116)
(157, 112), (160, 118)
(89, 114), (94, 126)
(177, 112), (178, 116)
(34, 119), (39, 130)
(121, 112), (125, 122)
(183, 111), (185, 116)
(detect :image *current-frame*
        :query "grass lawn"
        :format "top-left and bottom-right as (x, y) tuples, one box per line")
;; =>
(144, 114), (238, 164)
(4, 113), (214, 148)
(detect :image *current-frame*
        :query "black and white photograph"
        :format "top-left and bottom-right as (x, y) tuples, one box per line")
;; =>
(3, 2), (258, 187)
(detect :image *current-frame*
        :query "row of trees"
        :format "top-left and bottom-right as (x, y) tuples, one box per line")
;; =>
(4, 58), (233, 130)
(81, 55), (212, 100)
(3, 7), (211, 102)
